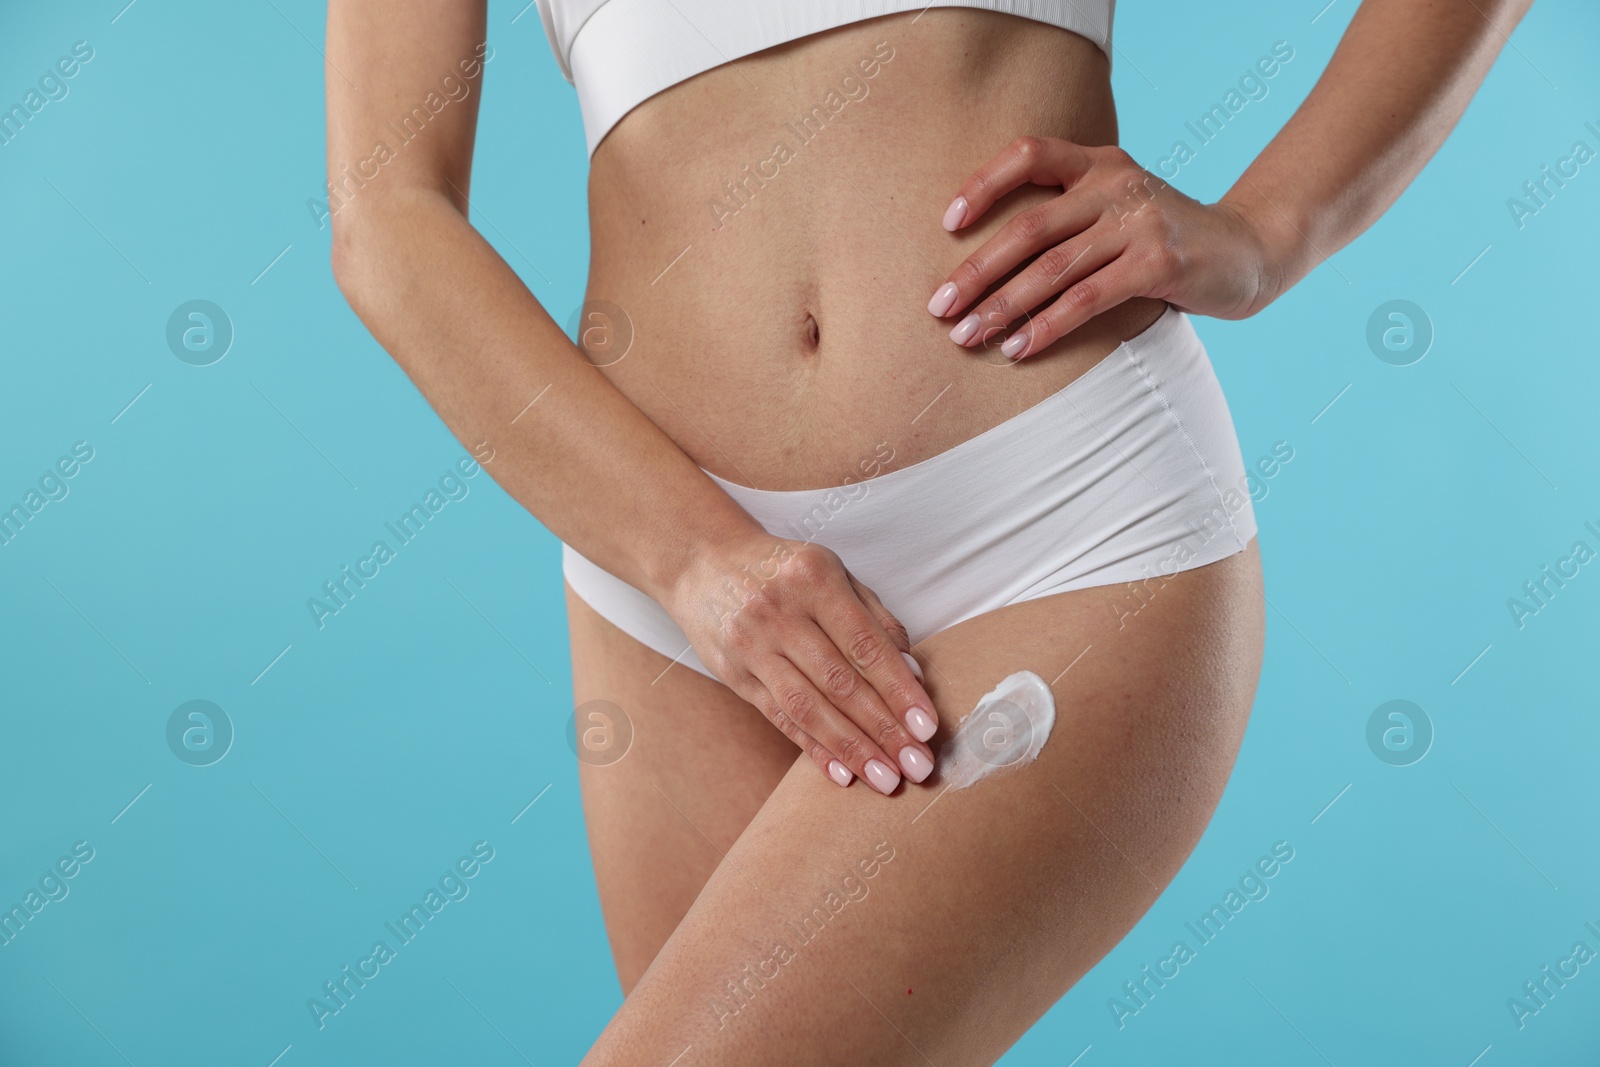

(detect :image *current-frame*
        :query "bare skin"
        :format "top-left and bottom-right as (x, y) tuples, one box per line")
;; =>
(327, 4), (943, 798)
(573, 543), (1264, 1063)
(580, 13), (1165, 490)
(326, 0), (1532, 1060)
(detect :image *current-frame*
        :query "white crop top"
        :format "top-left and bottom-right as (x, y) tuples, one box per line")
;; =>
(534, 0), (1116, 157)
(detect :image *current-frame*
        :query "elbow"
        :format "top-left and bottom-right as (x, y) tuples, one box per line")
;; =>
(328, 187), (445, 311)
(329, 213), (392, 323)
(329, 216), (366, 308)
(327, 191), (392, 309)
(328, 186), (460, 323)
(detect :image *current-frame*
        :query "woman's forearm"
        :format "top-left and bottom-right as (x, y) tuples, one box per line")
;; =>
(322, 0), (942, 794)
(1221, 0), (1534, 297)
(331, 188), (763, 604)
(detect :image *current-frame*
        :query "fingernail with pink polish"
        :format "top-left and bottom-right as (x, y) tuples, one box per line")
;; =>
(898, 747), (933, 783)
(901, 650), (925, 682)
(828, 759), (853, 787)
(942, 195), (969, 231)
(864, 759), (901, 795)
(927, 282), (959, 317)
(905, 705), (937, 742)
(1001, 331), (1030, 360)
(950, 314), (981, 345)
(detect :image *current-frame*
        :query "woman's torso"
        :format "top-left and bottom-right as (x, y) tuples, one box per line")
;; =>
(580, 9), (1166, 490)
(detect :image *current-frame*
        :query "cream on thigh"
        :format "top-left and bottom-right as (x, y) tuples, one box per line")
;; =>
(578, 542), (1265, 1066)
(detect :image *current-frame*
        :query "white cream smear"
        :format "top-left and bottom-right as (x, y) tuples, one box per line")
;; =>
(936, 670), (1057, 791)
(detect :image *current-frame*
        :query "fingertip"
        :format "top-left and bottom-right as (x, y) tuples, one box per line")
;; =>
(827, 759), (854, 788)
(897, 746), (934, 784)
(926, 281), (960, 317)
(942, 195), (969, 232)
(904, 705), (937, 743)
(863, 759), (901, 796)
(949, 313), (981, 346)
(900, 650), (924, 683)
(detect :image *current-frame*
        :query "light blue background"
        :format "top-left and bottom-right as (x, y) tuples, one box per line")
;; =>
(3, 1), (1596, 1064)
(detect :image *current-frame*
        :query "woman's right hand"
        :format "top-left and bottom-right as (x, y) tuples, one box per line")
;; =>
(664, 533), (940, 795)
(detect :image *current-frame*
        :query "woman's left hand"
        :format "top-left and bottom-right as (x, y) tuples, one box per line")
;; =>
(927, 136), (1291, 360)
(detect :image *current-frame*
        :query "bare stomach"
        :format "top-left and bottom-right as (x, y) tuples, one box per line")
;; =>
(581, 8), (1166, 491)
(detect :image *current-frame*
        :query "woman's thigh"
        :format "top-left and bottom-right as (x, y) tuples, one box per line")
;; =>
(565, 581), (798, 992)
(579, 542), (1265, 1066)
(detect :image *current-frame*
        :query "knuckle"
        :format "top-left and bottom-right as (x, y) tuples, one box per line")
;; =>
(755, 588), (791, 623)
(984, 288), (1014, 320)
(846, 626), (884, 669)
(1132, 229), (1177, 274)
(834, 732), (872, 767)
(951, 257), (988, 290)
(1142, 208), (1174, 241)
(1010, 206), (1048, 242)
(1013, 135), (1045, 162)
(1096, 168), (1133, 203)
(1035, 243), (1077, 282)
(706, 649), (737, 680)
(871, 715), (907, 750)
(788, 542), (834, 584)
(725, 619), (758, 651)
(820, 658), (860, 701)
(880, 614), (909, 649)
(778, 685), (817, 729)
(764, 704), (797, 737)
(731, 674), (763, 705)
(1065, 278), (1101, 312)
(734, 585), (775, 616)
(1141, 239), (1175, 275)
(1098, 143), (1135, 169)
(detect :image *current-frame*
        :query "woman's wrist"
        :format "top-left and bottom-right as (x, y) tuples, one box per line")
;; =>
(1216, 179), (1318, 316)
(640, 493), (770, 612)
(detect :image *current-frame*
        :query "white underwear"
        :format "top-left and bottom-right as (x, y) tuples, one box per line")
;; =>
(561, 305), (1257, 680)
